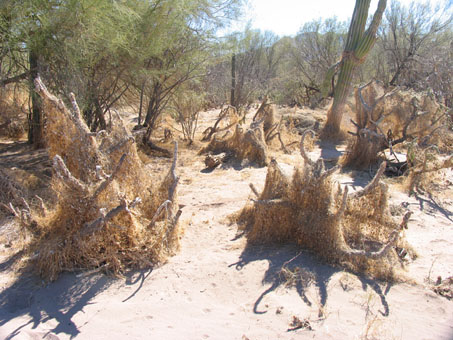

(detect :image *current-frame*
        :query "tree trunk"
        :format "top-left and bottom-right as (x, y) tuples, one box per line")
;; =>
(138, 81), (145, 126)
(231, 54), (236, 107)
(323, 59), (357, 137)
(321, 0), (387, 140)
(28, 49), (45, 148)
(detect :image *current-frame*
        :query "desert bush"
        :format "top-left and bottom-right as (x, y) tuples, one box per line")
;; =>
(343, 81), (450, 169)
(0, 87), (27, 139)
(169, 90), (204, 144)
(236, 131), (414, 280)
(200, 121), (269, 168)
(8, 78), (182, 281)
(404, 142), (453, 194)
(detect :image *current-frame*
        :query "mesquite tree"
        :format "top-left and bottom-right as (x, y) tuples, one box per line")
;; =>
(322, 0), (387, 139)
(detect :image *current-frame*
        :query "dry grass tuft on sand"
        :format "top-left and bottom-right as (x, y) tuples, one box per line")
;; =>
(5, 78), (182, 281)
(404, 142), (453, 194)
(199, 105), (269, 167)
(0, 86), (27, 139)
(343, 81), (451, 169)
(236, 130), (415, 280)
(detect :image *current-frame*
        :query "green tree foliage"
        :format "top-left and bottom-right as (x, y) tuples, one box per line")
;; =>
(204, 28), (280, 110)
(282, 18), (347, 107)
(0, 0), (243, 143)
(367, 0), (453, 106)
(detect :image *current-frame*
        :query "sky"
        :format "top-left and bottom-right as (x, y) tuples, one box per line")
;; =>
(234, 0), (450, 37)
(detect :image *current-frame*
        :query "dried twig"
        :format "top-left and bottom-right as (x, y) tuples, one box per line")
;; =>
(300, 130), (315, 166)
(93, 154), (127, 198)
(351, 161), (386, 198)
(53, 155), (87, 192)
(81, 198), (141, 236)
(340, 211), (412, 259)
(249, 183), (259, 197)
(147, 200), (172, 229)
(251, 198), (293, 208)
(34, 195), (46, 216)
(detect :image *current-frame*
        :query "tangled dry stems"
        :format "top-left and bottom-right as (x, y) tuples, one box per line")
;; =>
(9, 78), (182, 281)
(237, 130), (414, 280)
(343, 81), (449, 169)
(199, 106), (269, 167)
(404, 143), (453, 194)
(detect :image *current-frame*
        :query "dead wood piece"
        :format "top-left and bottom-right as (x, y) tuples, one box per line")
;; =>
(300, 130), (315, 166)
(340, 211), (412, 260)
(351, 161), (387, 198)
(205, 153), (227, 169)
(53, 155), (87, 193)
(93, 154), (127, 198)
(1, 202), (18, 216)
(277, 132), (290, 154)
(34, 195), (46, 217)
(82, 198), (132, 236)
(107, 137), (134, 154)
(249, 183), (259, 197)
(202, 106), (238, 141)
(143, 140), (171, 158)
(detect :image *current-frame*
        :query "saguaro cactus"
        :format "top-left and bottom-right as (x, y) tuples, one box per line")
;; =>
(322, 0), (387, 139)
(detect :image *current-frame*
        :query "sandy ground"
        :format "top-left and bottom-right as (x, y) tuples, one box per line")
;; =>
(0, 108), (452, 340)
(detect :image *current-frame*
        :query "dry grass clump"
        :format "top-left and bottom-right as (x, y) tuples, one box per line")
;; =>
(0, 167), (28, 219)
(404, 142), (453, 194)
(0, 86), (27, 139)
(200, 117), (269, 167)
(201, 105), (240, 142)
(252, 99), (275, 135)
(9, 78), (182, 281)
(343, 81), (449, 169)
(237, 131), (414, 280)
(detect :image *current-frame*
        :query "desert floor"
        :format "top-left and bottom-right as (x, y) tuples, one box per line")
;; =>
(0, 107), (452, 340)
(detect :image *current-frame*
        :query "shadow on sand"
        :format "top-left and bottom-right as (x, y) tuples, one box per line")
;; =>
(230, 243), (391, 318)
(0, 259), (153, 339)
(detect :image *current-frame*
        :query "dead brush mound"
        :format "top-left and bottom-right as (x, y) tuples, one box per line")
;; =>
(6, 78), (182, 281)
(200, 106), (269, 167)
(343, 81), (451, 169)
(0, 86), (27, 139)
(236, 131), (415, 280)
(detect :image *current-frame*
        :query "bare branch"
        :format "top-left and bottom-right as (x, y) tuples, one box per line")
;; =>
(351, 161), (387, 198)
(147, 200), (172, 229)
(319, 165), (340, 181)
(34, 195), (46, 217)
(249, 183), (260, 197)
(1, 203), (18, 216)
(82, 199), (128, 236)
(93, 154), (127, 198)
(300, 130), (315, 166)
(277, 132), (290, 154)
(336, 186), (349, 219)
(53, 155), (87, 192)
(339, 211), (412, 260)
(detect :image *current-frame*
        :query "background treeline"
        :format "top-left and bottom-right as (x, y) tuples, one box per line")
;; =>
(0, 0), (451, 146)
(0, 0), (243, 145)
(206, 0), (452, 110)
